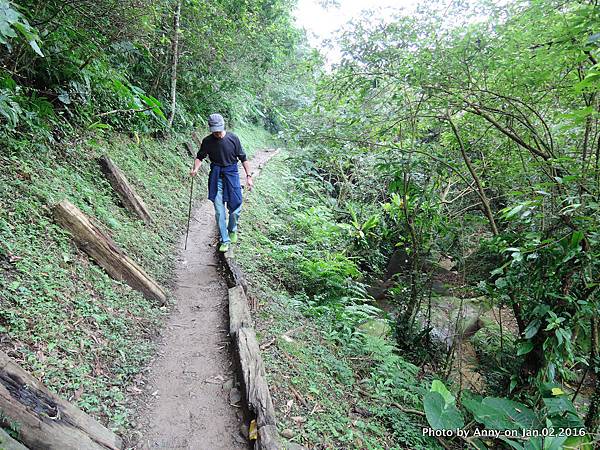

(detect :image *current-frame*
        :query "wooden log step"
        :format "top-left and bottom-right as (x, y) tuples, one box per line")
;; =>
(0, 351), (122, 450)
(98, 156), (152, 225)
(53, 199), (167, 305)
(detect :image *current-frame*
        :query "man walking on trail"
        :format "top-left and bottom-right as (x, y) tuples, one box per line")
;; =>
(190, 113), (253, 252)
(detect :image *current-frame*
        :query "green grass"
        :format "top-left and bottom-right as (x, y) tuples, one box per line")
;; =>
(234, 124), (274, 159)
(235, 150), (441, 449)
(0, 125), (271, 434)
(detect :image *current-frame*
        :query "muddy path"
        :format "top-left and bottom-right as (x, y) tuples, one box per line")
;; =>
(132, 149), (278, 450)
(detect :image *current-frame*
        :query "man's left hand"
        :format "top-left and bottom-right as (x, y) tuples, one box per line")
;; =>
(246, 175), (253, 191)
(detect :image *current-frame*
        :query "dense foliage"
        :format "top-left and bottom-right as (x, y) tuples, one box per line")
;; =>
(0, 0), (317, 140)
(284, 0), (600, 447)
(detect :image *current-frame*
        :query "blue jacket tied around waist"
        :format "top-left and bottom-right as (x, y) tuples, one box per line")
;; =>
(208, 163), (242, 213)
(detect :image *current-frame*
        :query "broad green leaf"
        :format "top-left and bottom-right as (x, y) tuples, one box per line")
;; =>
(463, 394), (540, 431)
(499, 437), (524, 450)
(550, 387), (564, 396)
(543, 397), (577, 416)
(524, 320), (541, 339)
(28, 39), (43, 57)
(430, 380), (455, 406)
(563, 434), (593, 450)
(517, 341), (534, 356)
(423, 391), (464, 430)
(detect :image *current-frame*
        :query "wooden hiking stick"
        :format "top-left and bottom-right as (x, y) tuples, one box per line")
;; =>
(185, 176), (194, 250)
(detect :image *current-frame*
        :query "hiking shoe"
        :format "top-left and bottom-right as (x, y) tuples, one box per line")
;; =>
(219, 242), (230, 252)
(229, 231), (238, 244)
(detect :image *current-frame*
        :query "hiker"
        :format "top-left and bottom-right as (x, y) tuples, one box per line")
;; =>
(189, 113), (253, 252)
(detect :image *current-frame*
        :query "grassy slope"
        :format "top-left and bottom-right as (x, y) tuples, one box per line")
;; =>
(0, 125), (271, 434)
(236, 151), (441, 449)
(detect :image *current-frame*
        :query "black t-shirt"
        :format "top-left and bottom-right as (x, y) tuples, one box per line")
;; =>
(196, 132), (247, 166)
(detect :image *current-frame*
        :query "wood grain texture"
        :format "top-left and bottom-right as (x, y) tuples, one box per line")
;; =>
(229, 286), (252, 337)
(256, 424), (279, 450)
(220, 251), (249, 294)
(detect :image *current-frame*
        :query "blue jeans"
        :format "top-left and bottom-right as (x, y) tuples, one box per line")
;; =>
(212, 178), (242, 243)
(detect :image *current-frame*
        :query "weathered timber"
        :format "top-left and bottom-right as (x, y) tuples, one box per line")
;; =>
(98, 156), (152, 224)
(0, 428), (28, 450)
(0, 351), (122, 450)
(236, 327), (277, 428)
(229, 286), (252, 337)
(256, 424), (279, 450)
(53, 199), (166, 304)
(223, 150), (306, 450)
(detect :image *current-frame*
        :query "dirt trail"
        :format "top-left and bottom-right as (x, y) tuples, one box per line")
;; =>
(134, 150), (278, 450)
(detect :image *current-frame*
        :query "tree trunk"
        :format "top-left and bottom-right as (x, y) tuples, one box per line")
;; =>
(167, 0), (181, 128)
(447, 116), (499, 236)
(0, 351), (122, 450)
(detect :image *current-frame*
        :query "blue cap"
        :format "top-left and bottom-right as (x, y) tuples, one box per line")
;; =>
(208, 113), (225, 132)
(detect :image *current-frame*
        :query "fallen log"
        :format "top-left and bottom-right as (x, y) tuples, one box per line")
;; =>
(229, 286), (252, 337)
(98, 156), (152, 225)
(53, 199), (166, 305)
(0, 351), (122, 450)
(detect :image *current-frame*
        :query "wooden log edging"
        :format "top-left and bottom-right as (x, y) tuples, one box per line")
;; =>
(237, 327), (277, 428)
(229, 285), (252, 336)
(219, 149), (304, 449)
(0, 351), (122, 450)
(53, 199), (167, 305)
(98, 156), (152, 225)
(222, 253), (305, 450)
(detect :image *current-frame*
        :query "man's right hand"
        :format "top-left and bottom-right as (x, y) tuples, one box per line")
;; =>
(189, 169), (198, 177)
